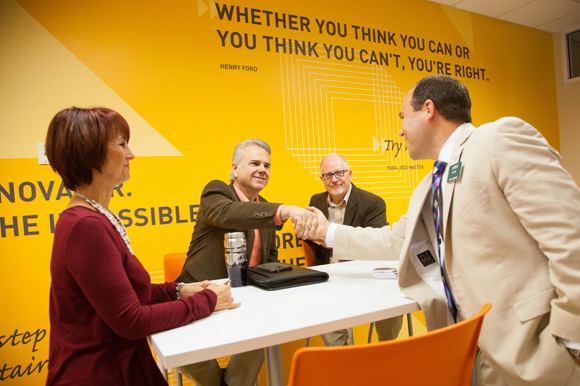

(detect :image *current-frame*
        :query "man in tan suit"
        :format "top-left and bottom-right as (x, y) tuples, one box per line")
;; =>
(177, 139), (317, 386)
(308, 75), (580, 386)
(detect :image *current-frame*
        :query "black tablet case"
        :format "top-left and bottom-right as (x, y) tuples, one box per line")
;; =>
(247, 263), (329, 290)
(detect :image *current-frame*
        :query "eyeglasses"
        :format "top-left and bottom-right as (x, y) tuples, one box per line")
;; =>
(321, 170), (349, 181)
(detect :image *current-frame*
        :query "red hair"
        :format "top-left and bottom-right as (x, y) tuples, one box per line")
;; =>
(45, 107), (130, 190)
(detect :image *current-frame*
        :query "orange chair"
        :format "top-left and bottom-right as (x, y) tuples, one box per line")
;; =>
(302, 240), (316, 267)
(164, 252), (187, 282)
(288, 303), (492, 386)
(162, 252), (187, 386)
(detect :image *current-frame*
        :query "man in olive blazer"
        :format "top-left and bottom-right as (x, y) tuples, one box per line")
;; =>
(176, 179), (282, 282)
(177, 139), (317, 386)
(313, 76), (580, 385)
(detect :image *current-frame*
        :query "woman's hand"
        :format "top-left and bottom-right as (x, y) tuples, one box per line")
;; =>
(207, 283), (241, 311)
(178, 281), (211, 298)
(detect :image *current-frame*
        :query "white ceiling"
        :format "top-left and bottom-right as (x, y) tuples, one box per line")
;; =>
(427, 0), (580, 33)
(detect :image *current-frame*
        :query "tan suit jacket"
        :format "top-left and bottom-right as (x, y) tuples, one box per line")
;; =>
(334, 118), (580, 386)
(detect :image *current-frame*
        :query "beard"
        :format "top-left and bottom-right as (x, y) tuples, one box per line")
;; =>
(329, 184), (346, 196)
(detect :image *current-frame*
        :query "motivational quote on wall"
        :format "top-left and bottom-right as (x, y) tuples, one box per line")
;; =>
(214, 2), (488, 80)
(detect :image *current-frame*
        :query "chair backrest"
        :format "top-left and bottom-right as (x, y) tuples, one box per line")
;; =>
(288, 303), (492, 386)
(301, 242), (315, 267)
(163, 252), (187, 282)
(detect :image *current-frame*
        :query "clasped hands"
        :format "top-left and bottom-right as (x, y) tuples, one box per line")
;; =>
(178, 281), (241, 311)
(281, 205), (331, 246)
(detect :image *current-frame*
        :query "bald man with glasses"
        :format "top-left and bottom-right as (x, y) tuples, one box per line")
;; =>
(304, 153), (403, 346)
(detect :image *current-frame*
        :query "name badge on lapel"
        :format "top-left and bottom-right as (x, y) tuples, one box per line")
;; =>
(409, 240), (450, 306)
(447, 162), (463, 183)
(410, 241), (437, 267)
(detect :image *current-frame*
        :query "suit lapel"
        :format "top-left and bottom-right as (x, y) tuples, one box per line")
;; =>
(398, 174), (432, 288)
(230, 183), (257, 253)
(314, 194), (330, 219)
(401, 174), (432, 255)
(442, 123), (476, 236)
(229, 183), (240, 202)
(343, 184), (358, 226)
(399, 174), (451, 331)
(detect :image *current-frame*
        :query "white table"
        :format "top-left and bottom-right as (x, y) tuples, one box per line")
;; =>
(148, 260), (420, 386)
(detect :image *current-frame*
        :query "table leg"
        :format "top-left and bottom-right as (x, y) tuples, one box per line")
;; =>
(265, 345), (284, 386)
(158, 361), (168, 381)
(407, 313), (414, 337)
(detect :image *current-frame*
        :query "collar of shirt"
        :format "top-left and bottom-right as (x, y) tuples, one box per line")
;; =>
(233, 183), (259, 202)
(326, 183), (352, 241)
(437, 122), (467, 164)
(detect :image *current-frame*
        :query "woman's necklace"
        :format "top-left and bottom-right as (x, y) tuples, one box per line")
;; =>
(75, 192), (134, 254)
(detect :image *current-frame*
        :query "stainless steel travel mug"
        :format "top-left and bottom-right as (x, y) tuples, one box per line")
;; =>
(224, 232), (248, 287)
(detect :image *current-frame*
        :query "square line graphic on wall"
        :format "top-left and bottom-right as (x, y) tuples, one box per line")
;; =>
(279, 46), (419, 199)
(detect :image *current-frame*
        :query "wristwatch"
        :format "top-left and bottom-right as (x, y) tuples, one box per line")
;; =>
(176, 282), (186, 299)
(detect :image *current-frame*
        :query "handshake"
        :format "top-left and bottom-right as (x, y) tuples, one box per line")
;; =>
(279, 205), (331, 247)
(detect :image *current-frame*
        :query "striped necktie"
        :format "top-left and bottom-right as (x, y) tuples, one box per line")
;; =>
(432, 160), (457, 322)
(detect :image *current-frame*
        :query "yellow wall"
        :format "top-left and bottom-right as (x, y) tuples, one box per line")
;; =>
(0, 0), (559, 384)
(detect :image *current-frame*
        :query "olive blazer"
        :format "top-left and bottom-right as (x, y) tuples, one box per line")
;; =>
(177, 180), (282, 282)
